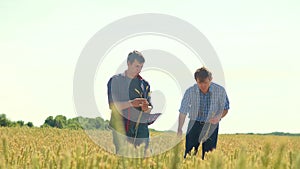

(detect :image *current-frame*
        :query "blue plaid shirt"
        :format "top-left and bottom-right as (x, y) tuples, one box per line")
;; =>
(179, 82), (229, 122)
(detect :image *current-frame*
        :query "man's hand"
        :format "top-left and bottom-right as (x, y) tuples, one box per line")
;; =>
(129, 98), (147, 107)
(129, 98), (151, 112)
(177, 128), (183, 137)
(177, 113), (186, 137)
(209, 116), (221, 124)
(141, 100), (150, 112)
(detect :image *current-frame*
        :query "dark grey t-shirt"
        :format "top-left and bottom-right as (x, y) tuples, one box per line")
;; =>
(107, 73), (152, 124)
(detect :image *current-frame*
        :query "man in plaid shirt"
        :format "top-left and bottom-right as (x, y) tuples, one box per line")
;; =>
(177, 67), (230, 159)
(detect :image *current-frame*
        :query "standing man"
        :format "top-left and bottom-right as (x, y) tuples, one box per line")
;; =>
(177, 67), (230, 159)
(107, 50), (153, 155)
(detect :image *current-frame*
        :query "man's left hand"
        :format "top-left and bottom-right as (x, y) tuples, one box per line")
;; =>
(141, 100), (150, 112)
(209, 116), (221, 124)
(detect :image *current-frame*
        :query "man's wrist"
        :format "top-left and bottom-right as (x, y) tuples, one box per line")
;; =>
(128, 100), (133, 107)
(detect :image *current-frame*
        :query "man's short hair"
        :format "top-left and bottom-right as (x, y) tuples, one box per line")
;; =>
(127, 50), (145, 64)
(194, 67), (212, 82)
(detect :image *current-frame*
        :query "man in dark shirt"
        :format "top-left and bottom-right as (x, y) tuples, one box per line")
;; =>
(107, 50), (153, 155)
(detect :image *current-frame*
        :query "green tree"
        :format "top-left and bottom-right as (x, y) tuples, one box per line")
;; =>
(54, 115), (67, 129)
(16, 120), (24, 127)
(95, 117), (105, 129)
(67, 118), (82, 130)
(44, 116), (55, 127)
(0, 114), (7, 126)
(26, 122), (34, 127)
(41, 115), (109, 130)
(0, 114), (12, 127)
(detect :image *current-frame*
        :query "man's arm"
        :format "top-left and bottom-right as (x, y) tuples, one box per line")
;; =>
(177, 88), (191, 136)
(209, 109), (229, 124)
(108, 77), (148, 111)
(110, 98), (147, 110)
(110, 101), (131, 110)
(210, 91), (230, 124)
(177, 113), (186, 136)
(221, 109), (228, 118)
(221, 93), (230, 119)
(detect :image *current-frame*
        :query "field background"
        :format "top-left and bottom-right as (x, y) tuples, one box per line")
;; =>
(1, 127), (300, 169)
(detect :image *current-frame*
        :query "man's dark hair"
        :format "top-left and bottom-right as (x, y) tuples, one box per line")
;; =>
(194, 67), (212, 82)
(127, 50), (145, 64)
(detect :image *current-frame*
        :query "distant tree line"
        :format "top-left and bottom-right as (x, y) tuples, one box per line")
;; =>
(41, 115), (110, 130)
(0, 114), (110, 130)
(262, 132), (300, 137)
(0, 114), (34, 127)
(244, 132), (300, 136)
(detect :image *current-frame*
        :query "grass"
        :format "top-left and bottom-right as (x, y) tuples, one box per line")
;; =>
(1, 127), (300, 169)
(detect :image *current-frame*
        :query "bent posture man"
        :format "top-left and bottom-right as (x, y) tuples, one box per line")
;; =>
(177, 67), (230, 159)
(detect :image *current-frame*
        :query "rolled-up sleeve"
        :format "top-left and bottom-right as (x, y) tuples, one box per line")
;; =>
(179, 88), (191, 114)
(224, 93), (230, 110)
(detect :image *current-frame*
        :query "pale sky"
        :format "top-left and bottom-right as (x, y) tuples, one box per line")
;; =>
(1, 0), (300, 134)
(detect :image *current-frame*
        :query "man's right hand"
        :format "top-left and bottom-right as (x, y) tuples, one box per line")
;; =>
(177, 113), (186, 137)
(177, 128), (183, 137)
(129, 98), (147, 108)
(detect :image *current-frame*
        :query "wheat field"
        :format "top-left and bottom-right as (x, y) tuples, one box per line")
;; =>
(1, 127), (300, 169)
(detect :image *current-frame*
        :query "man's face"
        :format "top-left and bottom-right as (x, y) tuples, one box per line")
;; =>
(196, 77), (211, 94)
(127, 59), (144, 77)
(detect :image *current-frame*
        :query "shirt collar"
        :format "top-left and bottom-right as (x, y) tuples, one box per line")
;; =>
(122, 71), (141, 79)
(208, 83), (214, 92)
(194, 82), (214, 95)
